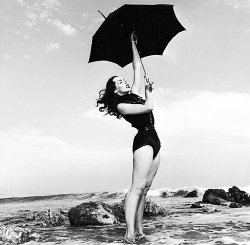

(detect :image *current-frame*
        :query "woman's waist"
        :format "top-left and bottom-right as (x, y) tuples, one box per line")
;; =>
(136, 124), (155, 131)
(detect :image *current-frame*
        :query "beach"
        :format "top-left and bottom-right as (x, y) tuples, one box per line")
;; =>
(1, 187), (250, 244)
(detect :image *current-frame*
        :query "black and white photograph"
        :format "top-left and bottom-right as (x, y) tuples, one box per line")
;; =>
(1, 0), (250, 244)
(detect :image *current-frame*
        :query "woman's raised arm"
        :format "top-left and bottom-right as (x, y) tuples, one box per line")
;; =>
(130, 32), (145, 98)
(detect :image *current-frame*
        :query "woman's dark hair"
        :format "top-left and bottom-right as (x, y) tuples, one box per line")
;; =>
(96, 76), (122, 119)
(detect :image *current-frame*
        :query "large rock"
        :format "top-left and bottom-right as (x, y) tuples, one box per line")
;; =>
(0, 225), (40, 244)
(68, 201), (125, 226)
(229, 202), (242, 208)
(120, 197), (168, 217)
(173, 190), (189, 197)
(228, 186), (250, 205)
(185, 190), (198, 198)
(26, 209), (68, 227)
(202, 189), (230, 205)
(202, 186), (250, 206)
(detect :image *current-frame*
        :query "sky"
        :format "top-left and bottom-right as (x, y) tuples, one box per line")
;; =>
(1, 0), (250, 196)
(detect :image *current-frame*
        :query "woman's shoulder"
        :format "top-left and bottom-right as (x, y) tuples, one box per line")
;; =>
(118, 93), (144, 104)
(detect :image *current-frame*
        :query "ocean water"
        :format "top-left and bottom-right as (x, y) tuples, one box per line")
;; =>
(1, 187), (250, 245)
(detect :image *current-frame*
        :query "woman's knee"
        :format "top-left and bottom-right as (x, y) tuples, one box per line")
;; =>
(131, 184), (147, 196)
(142, 185), (151, 196)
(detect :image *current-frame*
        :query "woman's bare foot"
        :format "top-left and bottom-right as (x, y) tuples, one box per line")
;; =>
(135, 233), (145, 241)
(123, 236), (136, 244)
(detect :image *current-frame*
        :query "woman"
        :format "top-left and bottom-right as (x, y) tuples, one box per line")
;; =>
(97, 32), (161, 243)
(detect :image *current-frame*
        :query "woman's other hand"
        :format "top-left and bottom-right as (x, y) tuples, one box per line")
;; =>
(144, 76), (153, 93)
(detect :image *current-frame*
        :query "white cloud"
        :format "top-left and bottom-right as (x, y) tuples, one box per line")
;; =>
(21, 0), (77, 36)
(152, 88), (250, 155)
(87, 17), (105, 31)
(4, 55), (10, 59)
(216, 0), (250, 12)
(24, 54), (32, 59)
(88, 88), (250, 153)
(86, 89), (250, 141)
(163, 48), (179, 63)
(52, 19), (77, 36)
(82, 13), (87, 20)
(41, 0), (62, 10)
(0, 129), (130, 195)
(46, 42), (60, 52)
(15, 0), (24, 5)
(25, 12), (38, 27)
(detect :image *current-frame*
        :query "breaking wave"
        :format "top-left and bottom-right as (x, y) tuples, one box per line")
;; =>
(0, 185), (249, 204)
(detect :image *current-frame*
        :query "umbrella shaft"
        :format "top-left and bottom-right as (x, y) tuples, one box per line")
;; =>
(140, 58), (147, 76)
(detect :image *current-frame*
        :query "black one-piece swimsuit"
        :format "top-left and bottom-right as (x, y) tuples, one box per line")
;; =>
(117, 93), (161, 159)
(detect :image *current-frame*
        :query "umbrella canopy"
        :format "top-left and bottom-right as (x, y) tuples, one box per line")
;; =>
(88, 4), (185, 68)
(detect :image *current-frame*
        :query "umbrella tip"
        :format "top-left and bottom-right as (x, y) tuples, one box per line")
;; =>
(98, 10), (106, 19)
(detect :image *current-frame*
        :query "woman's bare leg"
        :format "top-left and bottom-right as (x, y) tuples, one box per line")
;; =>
(124, 146), (154, 240)
(134, 152), (161, 236)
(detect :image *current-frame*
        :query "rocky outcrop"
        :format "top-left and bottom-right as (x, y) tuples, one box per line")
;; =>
(143, 198), (168, 217)
(229, 202), (242, 208)
(202, 186), (250, 206)
(185, 190), (198, 198)
(120, 197), (168, 217)
(190, 203), (203, 208)
(68, 198), (168, 227)
(202, 189), (230, 205)
(228, 186), (250, 205)
(173, 190), (189, 197)
(26, 209), (68, 227)
(68, 201), (125, 226)
(0, 225), (40, 244)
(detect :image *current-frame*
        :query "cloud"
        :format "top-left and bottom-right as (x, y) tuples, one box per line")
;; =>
(151, 88), (250, 157)
(82, 13), (88, 20)
(19, 0), (77, 36)
(24, 54), (32, 59)
(25, 11), (38, 27)
(15, 0), (24, 5)
(0, 129), (131, 194)
(4, 55), (10, 59)
(216, 0), (250, 12)
(88, 17), (105, 31)
(51, 19), (77, 36)
(86, 89), (250, 140)
(41, 0), (62, 10)
(46, 42), (60, 52)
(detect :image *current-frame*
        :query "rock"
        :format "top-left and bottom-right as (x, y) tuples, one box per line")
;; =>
(68, 201), (125, 227)
(182, 231), (209, 240)
(202, 189), (230, 205)
(190, 203), (203, 208)
(202, 186), (250, 206)
(229, 202), (242, 208)
(143, 197), (168, 217)
(0, 225), (39, 244)
(185, 190), (198, 198)
(228, 186), (250, 205)
(173, 190), (189, 197)
(119, 197), (168, 217)
(161, 191), (170, 198)
(26, 209), (68, 226)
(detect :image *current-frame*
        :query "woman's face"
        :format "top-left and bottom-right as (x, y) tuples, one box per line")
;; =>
(113, 76), (130, 95)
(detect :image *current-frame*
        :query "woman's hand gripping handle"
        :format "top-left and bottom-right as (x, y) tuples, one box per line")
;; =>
(144, 76), (154, 93)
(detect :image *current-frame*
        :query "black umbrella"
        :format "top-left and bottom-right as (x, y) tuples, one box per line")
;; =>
(88, 4), (185, 74)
